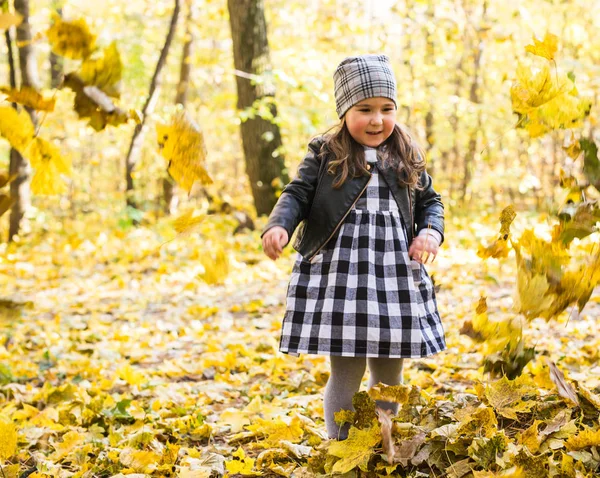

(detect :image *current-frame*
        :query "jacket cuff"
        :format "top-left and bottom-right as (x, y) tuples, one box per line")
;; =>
(417, 228), (442, 246)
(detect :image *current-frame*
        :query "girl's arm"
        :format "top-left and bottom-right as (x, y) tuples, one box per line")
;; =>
(261, 137), (324, 244)
(414, 171), (445, 244)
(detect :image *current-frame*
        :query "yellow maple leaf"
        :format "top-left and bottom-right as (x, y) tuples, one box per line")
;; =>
(525, 32), (559, 61)
(511, 64), (564, 114)
(225, 447), (255, 475)
(157, 111), (212, 193)
(0, 86), (55, 112)
(499, 205), (517, 236)
(565, 429), (600, 451)
(119, 447), (160, 473)
(484, 375), (538, 420)
(563, 137), (582, 159)
(26, 137), (72, 195)
(80, 42), (122, 98)
(0, 106), (35, 153)
(368, 383), (411, 404)
(200, 246), (230, 285)
(46, 14), (96, 60)
(172, 209), (205, 236)
(219, 408), (251, 433)
(116, 364), (146, 386)
(245, 416), (304, 447)
(0, 12), (23, 30)
(327, 421), (381, 474)
(50, 430), (85, 461)
(0, 419), (18, 460)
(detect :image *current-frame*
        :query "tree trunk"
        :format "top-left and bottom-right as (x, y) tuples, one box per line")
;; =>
(423, 2), (436, 175)
(460, 0), (487, 203)
(9, 0), (38, 241)
(49, 1), (64, 88)
(125, 0), (180, 212)
(163, 0), (194, 215)
(227, 0), (288, 216)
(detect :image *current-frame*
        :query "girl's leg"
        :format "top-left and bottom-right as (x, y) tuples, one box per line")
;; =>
(323, 356), (366, 440)
(367, 358), (404, 414)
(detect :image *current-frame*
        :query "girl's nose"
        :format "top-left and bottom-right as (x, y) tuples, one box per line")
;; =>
(371, 114), (383, 125)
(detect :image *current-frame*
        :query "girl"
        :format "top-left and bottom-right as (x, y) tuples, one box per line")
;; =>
(261, 54), (446, 440)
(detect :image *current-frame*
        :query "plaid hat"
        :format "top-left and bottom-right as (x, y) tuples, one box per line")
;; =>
(333, 54), (397, 118)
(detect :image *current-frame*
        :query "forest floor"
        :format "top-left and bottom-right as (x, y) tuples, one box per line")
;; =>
(2, 211), (600, 477)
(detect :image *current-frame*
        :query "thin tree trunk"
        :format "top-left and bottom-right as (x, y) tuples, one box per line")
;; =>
(448, 52), (465, 201)
(424, 2), (436, 175)
(460, 0), (487, 203)
(49, 1), (63, 88)
(227, 0), (288, 216)
(9, 0), (38, 241)
(125, 0), (180, 211)
(163, 0), (194, 215)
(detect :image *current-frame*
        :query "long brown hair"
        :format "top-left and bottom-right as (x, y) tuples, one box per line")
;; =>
(319, 120), (426, 190)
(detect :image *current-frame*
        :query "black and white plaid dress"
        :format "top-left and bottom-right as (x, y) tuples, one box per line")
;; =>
(280, 148), (446, 358)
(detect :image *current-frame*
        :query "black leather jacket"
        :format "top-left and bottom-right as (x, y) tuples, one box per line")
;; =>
(262, 136), (445, 262)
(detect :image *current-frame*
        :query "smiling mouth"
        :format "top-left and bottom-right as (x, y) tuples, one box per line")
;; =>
(366, 131), (382, 135)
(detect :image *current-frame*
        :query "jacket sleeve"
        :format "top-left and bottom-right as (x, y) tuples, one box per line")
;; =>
(261, 138), (324, 243)
(414, 171), (445, 244)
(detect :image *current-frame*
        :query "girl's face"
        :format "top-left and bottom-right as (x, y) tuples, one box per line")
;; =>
(344, 97), (396, 147)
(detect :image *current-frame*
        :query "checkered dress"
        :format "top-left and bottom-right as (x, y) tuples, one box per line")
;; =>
(279, 148), (446, 358)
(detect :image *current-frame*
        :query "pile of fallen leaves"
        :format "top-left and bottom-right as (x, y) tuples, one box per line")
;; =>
(307, 373), (600, 478)
(0, 209), (599, 478)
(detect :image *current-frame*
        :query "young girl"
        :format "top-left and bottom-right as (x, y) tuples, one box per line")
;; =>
(261, 54), (446, 440)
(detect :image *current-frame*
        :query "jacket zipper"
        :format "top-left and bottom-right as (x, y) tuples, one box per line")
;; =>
(309, 172), (372, 263)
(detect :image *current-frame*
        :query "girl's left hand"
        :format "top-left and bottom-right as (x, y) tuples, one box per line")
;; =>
(409, 235), (439, 264)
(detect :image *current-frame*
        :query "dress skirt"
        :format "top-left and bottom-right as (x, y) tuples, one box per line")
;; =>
(279, 163), (446, 358)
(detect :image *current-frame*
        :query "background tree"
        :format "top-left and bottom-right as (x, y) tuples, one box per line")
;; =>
(227, 0), (288, 216)
(8, 0), (38, 240)
(162, 0), (194, 216)
(124, 0), (180, 211)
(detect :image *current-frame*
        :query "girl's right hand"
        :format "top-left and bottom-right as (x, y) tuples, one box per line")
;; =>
(262, 226), (289, 260)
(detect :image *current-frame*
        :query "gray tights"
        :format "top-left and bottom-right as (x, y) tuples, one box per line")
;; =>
(323, 356), (404, 440)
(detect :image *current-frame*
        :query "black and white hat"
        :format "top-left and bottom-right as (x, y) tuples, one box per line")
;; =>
(333, 54), (397, 119)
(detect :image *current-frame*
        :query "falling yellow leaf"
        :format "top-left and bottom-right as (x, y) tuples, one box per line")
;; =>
(548, 360), (579, 406)
(328, 421), (381, 474)
(46, 14), (96, 60)
(26, 137), (72, 195)
(368, 383), (411, 404)
(157, 111), (212, 193)
(0, 12), (23, 30)
(511, 63), (591, 138)
(172, 209), (205, 236)
(563, 138), (582, 159)
(80, 42), (122, 98)
(200, 246), (230, 285)
(0, 86), (55, 112)
(525, 32), (559, 61)
(0, 419), (18, 460)
(0, 105), (35, 153)
(500, 205), (517, 236)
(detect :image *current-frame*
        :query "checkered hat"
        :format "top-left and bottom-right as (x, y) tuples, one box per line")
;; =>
(333, 54), (397, 118)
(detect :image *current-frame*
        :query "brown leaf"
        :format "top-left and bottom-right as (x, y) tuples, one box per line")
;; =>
(376, 408), (395, 464)
(547, 360), (579, 406)
(394, 431), (426, 467)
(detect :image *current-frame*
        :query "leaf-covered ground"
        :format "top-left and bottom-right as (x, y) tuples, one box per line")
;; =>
(1, 212), (600, 477)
